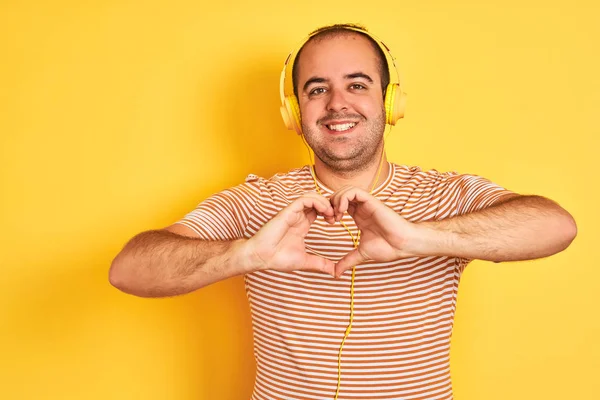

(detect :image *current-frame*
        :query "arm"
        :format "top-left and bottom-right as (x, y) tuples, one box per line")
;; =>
(109, 194), (337, 297)
(109, 224), (252, 298)
(413, 194), (578, 262)
(330, 187), (577, 276)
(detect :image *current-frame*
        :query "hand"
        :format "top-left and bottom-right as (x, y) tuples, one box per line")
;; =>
(330, 186), (422, 277)
(244, 193), (337, 276)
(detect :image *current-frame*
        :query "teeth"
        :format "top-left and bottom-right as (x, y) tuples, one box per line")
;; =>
(327, 122), (356, 132)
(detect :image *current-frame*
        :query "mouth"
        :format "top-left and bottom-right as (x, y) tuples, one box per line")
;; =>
(324, 122), (358, 134)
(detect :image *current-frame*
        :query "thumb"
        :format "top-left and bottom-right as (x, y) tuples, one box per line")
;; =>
(335, 249), (367, 278)
(301, 253), (336, 277)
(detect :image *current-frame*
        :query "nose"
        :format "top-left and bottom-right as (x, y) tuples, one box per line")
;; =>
(326, 87), (349, 112)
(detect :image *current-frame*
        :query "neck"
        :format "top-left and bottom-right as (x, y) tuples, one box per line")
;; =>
(312, 152), (390, 192)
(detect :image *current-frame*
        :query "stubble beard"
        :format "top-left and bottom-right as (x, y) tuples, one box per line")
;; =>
(301, 107), (387, 175)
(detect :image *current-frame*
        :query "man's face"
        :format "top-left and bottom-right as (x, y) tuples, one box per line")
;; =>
(295, 33), (387, 173)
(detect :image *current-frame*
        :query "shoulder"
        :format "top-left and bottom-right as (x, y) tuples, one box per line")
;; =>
(388, 163), (463, 188)
(386, 162), (504, 200)
(243, 165), (316, 203)
(386, 163), (513, 214)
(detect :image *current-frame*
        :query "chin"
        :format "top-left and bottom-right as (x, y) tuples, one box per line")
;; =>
(320, 154), (368, 173)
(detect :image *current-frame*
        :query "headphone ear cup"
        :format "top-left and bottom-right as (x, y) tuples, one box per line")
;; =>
(280, 95), (303, 135)
(384, 83), (407, 125)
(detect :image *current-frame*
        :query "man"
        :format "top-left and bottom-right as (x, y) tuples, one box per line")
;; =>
(109, 24), (577, 400)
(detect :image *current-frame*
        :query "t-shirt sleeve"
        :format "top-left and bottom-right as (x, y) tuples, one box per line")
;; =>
(447, 173), (516, 216)
(433, 173), (516, 220)
(173, 177), (262, 241)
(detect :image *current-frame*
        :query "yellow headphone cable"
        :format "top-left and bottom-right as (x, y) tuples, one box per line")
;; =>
(301, 133), (387, 399)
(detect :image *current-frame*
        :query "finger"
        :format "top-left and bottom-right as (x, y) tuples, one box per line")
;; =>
(346, 190), (378, 220)
(330, 186), (354, 221)
(304, 208), (317, 225)
(347, 203), (356, 217)
(301, 254), (336, 277)
(337, 190), (349, 217)
(335, 249), (367, 278)
(305, 207), (334, 225)
(332, 187), (372, 221)
(301, 193), (336, 223)
(288, 195), (334, 220)
(304, 194), (335, 218)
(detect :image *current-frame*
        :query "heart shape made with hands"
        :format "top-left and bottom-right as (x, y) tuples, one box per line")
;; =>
(248, 186), (423, 279)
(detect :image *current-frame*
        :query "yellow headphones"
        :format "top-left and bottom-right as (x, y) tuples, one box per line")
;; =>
(279, 25), (407, 135)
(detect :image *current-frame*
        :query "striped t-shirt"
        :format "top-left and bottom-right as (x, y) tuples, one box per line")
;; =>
(176, 163), (514, 400)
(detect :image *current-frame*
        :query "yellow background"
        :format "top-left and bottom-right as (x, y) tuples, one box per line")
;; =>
(1, 0), (598, 399)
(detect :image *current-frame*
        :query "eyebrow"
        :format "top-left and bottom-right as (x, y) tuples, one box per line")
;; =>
(345, 72), (374, 83)
(302, 71), (374, 92)
(303, 77), (327, 92)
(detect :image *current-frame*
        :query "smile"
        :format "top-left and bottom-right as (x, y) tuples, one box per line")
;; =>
(325, 122), (357, 132)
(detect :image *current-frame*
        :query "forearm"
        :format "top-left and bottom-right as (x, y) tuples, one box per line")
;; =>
(412, 195), (577, 262)
(109, 230), (253, 297)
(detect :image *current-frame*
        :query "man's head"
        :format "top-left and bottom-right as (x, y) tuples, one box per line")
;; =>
(292, 24), (390, 99)
(291, 24), (390, 173)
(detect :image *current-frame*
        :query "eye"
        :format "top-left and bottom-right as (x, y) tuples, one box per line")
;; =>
(308, 87), (327, 96)
(350, 83), (366, 90)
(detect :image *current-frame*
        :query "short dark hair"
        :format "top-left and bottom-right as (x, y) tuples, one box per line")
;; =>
(291, 23), (390, 99)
